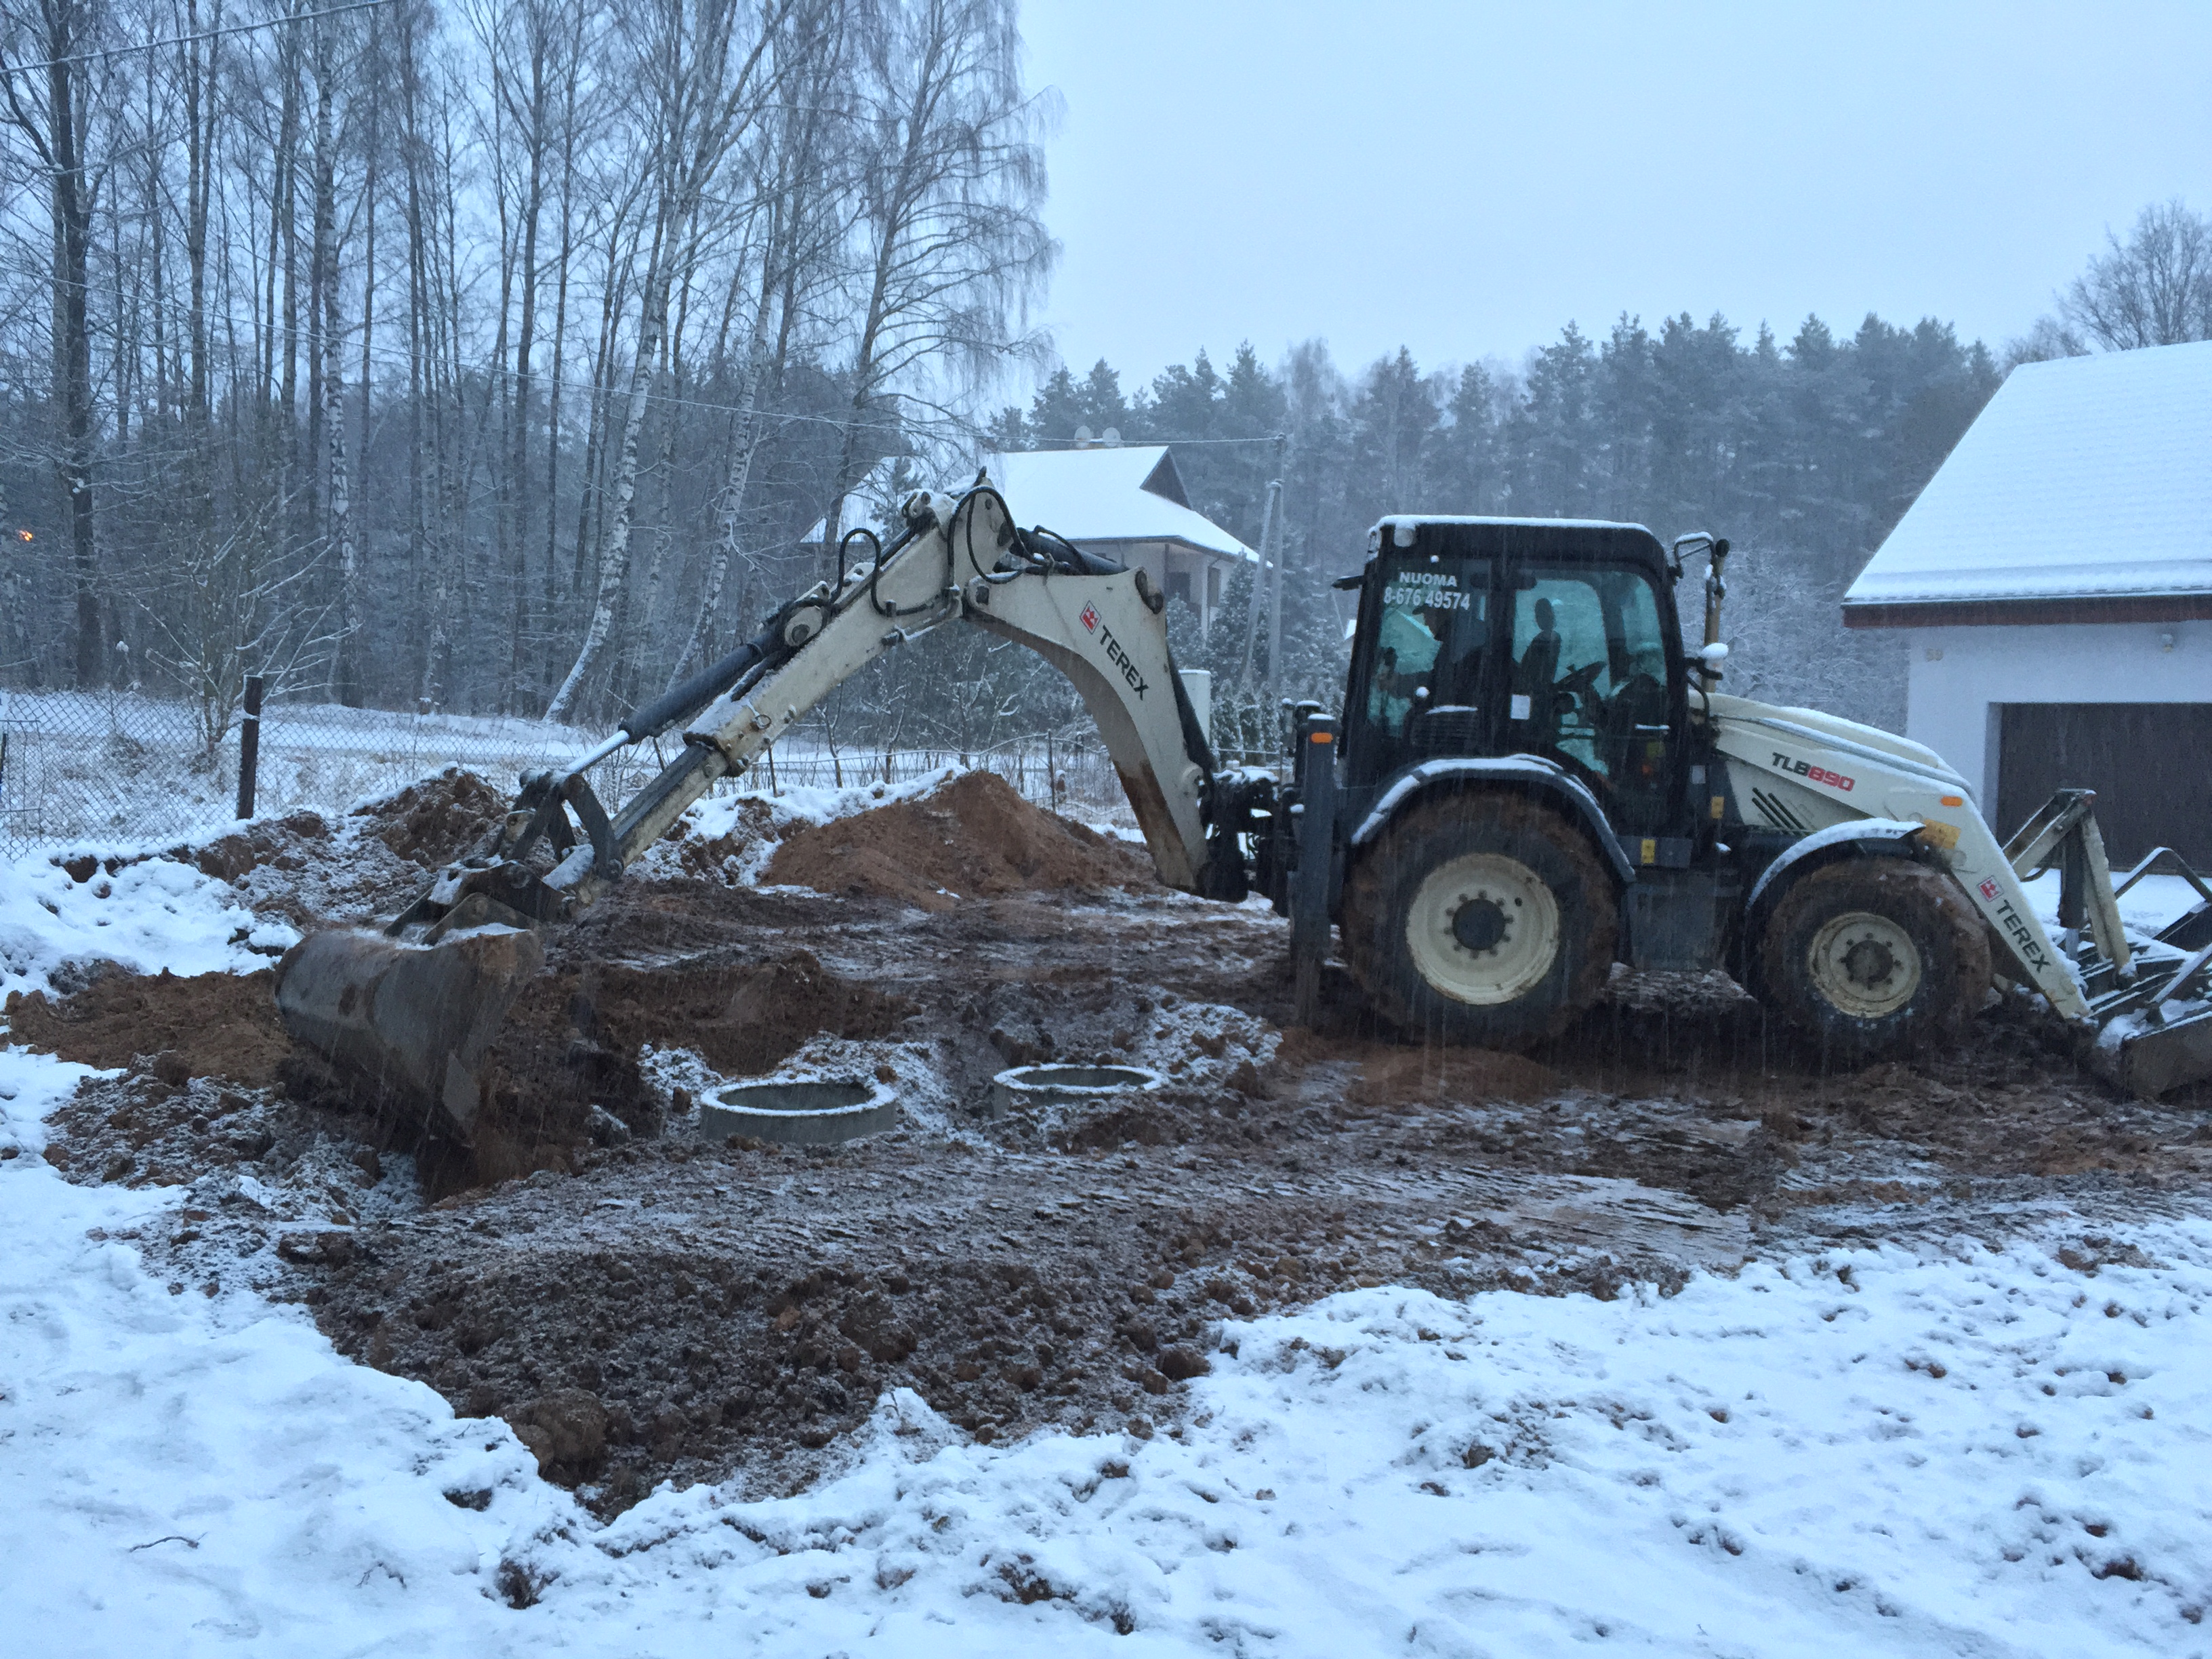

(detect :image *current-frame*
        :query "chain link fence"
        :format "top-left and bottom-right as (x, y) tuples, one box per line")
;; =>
(0, 686), (1139, 861)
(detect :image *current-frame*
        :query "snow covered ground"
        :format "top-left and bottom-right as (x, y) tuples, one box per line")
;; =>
(5, 1015), (2210, 1656)
(0, 851), (298, 1002)
(4, 808), (2211, 1657)
(2024, 869), (2205, 938)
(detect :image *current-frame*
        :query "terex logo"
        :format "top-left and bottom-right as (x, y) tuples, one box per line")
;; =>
(1967, 873), (2051, 974)
(1094, 620), (1149, 700)
(1771, 750), (1854, 792)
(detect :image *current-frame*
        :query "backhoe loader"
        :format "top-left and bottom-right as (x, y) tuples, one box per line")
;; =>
(274, 485), (2212, 1145)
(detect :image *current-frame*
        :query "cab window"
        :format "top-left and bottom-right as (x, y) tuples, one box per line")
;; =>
(1509, 569), (1671, 787)
(1367, 557), (1489, 737)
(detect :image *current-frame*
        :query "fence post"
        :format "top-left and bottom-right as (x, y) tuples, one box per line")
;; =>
(235, 674), (264, 820)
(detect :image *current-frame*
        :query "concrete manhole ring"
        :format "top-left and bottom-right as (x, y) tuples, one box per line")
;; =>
(700, 1078), (899, 1146)
(990, 1063), (1165, 1120)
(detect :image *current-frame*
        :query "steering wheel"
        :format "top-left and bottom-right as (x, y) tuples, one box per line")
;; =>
(1554, 659), (1605, 724)
(1558, 660), (1605, 695)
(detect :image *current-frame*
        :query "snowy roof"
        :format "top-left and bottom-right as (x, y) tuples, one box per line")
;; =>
(1844, 340), (2212, 610)
(980, 447), (1254, 562)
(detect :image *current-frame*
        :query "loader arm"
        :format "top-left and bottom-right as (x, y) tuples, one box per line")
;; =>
(1704, 693), (2094, 1023)
(275, 485), (1219, 1139)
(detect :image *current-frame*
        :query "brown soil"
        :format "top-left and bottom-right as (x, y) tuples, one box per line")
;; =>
(5, 968), (293, 1088)
(1336, 1039), (1565, 1109)
(762, 770), (1155, 909)
(440, 949), (918, 1191)
(363, 767), (508, 867)
(18, 769), (2212, 1518)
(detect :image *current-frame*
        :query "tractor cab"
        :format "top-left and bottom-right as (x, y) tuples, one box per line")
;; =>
(1338, 518), (1696, 845)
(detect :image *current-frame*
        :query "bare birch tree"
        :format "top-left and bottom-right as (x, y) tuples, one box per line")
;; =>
(818, 0), (1054, 552)
(545, 0), (794, 720)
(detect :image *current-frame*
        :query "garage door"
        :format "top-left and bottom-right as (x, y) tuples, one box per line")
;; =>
(1996, 703), (2212, 867)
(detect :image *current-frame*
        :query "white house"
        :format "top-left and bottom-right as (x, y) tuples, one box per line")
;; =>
(975, 445), (1255, 636)
(806, 445), (1256, 637)
(1842, 340), (2212, 863)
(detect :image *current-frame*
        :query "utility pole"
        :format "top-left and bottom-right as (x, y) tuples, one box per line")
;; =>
(1264, 439), (1289, 747)
(1235, 474), (1280, 692)
(1236, 434), (1288, 757)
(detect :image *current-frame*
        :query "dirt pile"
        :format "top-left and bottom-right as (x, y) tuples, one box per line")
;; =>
(260, 1141), (1393, 1513)
(359, 768), (508, 867)
(762, 771), (1155, 909)
(660, 799), (782, 883)
(5, 968), (293, 1088)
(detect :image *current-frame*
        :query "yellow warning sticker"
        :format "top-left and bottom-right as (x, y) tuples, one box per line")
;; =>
(1916, 819), (1961, 851)
(1639, 837), (1657, 865)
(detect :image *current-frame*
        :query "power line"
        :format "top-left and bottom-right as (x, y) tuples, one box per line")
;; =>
(0, 0), (390, 81)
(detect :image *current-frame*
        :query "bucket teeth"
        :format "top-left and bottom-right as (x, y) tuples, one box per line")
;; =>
(274, 925), (544, 1140)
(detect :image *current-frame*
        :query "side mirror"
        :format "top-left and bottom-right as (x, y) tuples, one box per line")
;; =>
(1668, 531), (1729, 576)
(1699, 642), (1729, 668)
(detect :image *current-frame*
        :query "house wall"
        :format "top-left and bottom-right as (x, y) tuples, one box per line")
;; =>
(1099, 541), (1240, 637)
(1903, 618), (2212, 805)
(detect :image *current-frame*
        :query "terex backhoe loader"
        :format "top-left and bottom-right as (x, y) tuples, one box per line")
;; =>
(274, 486), (2212, 1143)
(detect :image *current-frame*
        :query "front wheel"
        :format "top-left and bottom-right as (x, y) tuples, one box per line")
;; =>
(1755, 857), (1990, 1064)
(1341, 792), (1616, 1049)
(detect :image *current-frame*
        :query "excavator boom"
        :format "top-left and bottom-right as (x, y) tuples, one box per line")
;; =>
(274, 485), (1228, 1140)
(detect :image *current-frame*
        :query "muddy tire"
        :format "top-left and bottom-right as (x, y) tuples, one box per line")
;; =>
(1342, 792), (1617, 1050)
(1756, 857), (1990, 1064)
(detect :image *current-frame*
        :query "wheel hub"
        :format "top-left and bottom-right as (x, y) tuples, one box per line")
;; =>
(1841, 935), (1898, 989)
(1406, 853), (1561, 1006)
(1806, 909), (1922, 1020)
(1451, 896), (1509, 954)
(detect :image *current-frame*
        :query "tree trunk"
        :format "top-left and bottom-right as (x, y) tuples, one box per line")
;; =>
(546, 279), (664, 721)
(307, 21), (337, 587)
(670, 254), (771, 689)
(41, 4), (101, 686)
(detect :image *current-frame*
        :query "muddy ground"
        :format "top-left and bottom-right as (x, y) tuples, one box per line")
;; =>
(9, 769), (2212, 1515)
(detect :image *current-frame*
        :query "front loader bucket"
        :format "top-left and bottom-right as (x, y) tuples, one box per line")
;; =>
(2089, 1010), (2212, 1099)
(274, 925), (545, 1141)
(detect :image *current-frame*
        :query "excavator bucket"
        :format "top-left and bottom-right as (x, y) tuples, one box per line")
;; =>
(274, 924), (544, 1141)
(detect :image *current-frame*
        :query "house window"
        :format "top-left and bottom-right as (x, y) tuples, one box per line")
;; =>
(1207, 565), (1223, 610)
(1165, 571), (1192, 611)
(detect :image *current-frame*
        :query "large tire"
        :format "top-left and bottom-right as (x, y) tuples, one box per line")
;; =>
(1342, 792), (1617, 1049)
(1756, 857), (1990, 1064)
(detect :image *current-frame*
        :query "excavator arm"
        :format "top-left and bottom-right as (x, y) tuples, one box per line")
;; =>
(274, 484), (1229, 1139)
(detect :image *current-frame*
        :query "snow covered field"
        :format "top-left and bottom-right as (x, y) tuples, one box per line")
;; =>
(5, 1028), (2209, 1658)
(0, 689), (1132, 860)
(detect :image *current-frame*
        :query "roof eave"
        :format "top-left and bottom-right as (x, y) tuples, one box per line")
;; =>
(1842, 592), (2212, 628)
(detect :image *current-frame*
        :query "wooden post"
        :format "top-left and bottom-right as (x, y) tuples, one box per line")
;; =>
(235, 674), (265, 819)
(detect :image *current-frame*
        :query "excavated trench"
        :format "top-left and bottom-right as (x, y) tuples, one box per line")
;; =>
(12, 767), (2212, 1513)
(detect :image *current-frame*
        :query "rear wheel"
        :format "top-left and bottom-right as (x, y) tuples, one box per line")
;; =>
(1757, 857), (1989, 1063)
(1343, 792), (1616, 1049)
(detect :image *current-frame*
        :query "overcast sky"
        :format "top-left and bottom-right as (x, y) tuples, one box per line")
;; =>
(1017, 0), (2212, 392)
